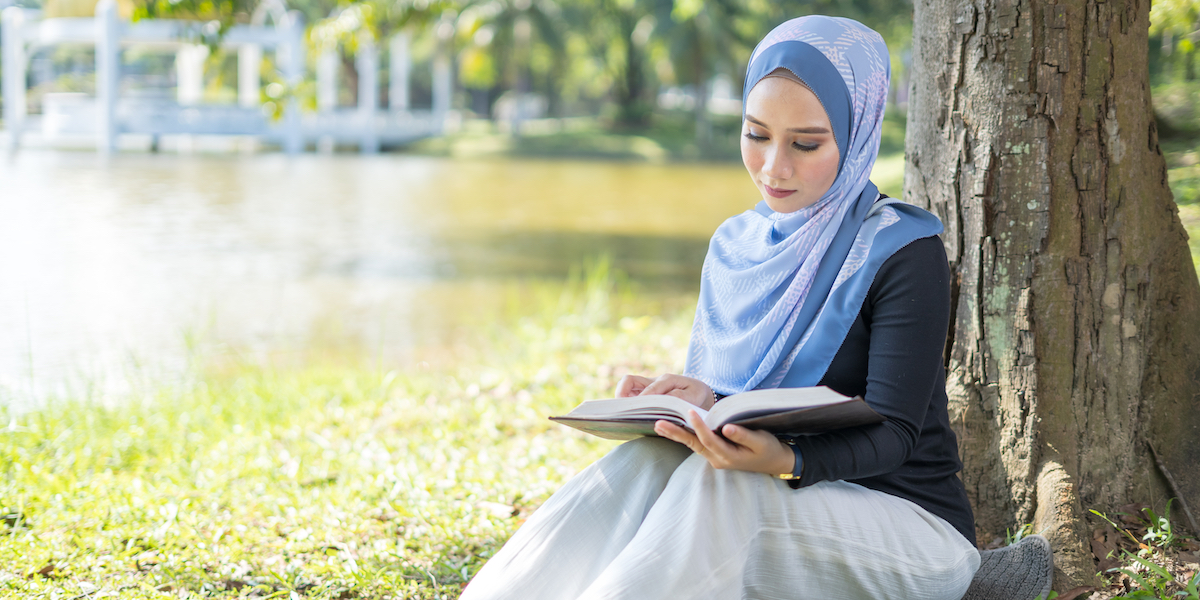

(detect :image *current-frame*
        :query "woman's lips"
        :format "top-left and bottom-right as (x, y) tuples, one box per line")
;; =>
(763, 184), (795, 199)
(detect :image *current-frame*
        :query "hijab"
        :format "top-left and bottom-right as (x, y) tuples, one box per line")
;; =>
(683, 16), (944, 395)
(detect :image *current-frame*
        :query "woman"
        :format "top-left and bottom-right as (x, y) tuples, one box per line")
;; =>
(462, 15), (980, 600)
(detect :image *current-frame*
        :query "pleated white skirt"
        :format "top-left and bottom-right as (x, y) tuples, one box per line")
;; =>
(462, 437), (980, 600)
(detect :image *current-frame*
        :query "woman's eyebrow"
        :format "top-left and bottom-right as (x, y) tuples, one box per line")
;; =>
(744, 115), (831, 135)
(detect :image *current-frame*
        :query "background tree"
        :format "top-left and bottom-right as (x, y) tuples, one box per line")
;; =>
(652, 0), (753, 143)
(453, 0), (566, 128)
(905, 0), (1200, 589)
(1151, 0), (1200, 81)
(595, 0), (654, 127)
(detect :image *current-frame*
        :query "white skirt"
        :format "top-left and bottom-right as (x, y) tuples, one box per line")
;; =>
(462, 437), (980, 600)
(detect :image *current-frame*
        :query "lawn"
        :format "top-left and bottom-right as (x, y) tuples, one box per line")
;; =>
(1182, 204), (1200, 267)
(1, 269), (691, 599)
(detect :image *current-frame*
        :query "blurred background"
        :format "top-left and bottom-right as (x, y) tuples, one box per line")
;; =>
(0, 0), (1197, 411)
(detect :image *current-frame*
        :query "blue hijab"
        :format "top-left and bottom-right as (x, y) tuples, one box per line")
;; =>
(683, 16), (944, 394)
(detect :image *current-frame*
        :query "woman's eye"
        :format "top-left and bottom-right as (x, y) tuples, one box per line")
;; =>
(794, 142), (819, 152)
(744, 132), (768, 142)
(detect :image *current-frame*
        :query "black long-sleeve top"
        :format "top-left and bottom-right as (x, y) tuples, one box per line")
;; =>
(787, 235), (976, 545)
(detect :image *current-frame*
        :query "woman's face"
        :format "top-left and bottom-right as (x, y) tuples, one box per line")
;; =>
(740, 76), (840, 213)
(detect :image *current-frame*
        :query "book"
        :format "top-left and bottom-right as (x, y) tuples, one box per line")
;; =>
(550, 386), (884, 441)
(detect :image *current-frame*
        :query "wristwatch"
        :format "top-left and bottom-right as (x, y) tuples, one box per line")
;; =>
(777, 441), (803, 481)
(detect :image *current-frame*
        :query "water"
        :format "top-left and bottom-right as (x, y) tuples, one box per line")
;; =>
(0, 151), (754, 409)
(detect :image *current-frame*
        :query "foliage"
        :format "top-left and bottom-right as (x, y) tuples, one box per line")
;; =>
(0, 262), (694, 599)
(1150, 0), (1200, 83)
(1110, 553), (1200, 600)
(1167, 151), (1200, 207)
(1005, 523), (1034, 546)
(132, 0), (255, 39)
(1089, 503), (1200, 600)
(1141, 501), (1183, 552)
(116, 0), (918, 131)
(1151, 0), (1200, 43)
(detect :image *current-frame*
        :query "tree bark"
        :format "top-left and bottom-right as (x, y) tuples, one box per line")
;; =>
(906, 0), (1200, 590)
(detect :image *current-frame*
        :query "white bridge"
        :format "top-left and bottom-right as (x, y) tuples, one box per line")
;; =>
(1, 0), (452, 153)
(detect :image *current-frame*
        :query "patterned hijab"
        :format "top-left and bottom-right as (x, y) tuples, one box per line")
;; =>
(684, 16), (943, 394)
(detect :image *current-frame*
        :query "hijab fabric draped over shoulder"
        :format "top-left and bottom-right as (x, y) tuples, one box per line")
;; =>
(684, 16), (944, 395)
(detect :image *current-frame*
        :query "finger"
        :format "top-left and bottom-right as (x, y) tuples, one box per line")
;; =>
(639, 375), (683, 397)
(688, 410), (736, 455)
(655, 420), (701, 451)
(720, 424), (773, 451)
(615, 375), (651, 398)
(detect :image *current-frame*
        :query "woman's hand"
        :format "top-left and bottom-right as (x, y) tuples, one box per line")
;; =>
(614, 373), (715, 410)
(654, 411), (796, 476)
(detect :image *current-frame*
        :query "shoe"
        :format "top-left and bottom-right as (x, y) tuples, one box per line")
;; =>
(960, 534), (1054, 600)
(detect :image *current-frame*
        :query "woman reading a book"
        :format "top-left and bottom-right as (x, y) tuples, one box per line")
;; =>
(462, 15), (980, 600)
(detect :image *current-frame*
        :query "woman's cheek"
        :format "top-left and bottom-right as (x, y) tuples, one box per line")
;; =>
(740, 139), (758, 172)
(815, 148), (840, 188)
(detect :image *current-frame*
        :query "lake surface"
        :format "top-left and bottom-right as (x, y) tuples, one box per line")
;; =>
(0, 152), (756, 410)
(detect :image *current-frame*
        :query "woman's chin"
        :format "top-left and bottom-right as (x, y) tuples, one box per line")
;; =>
(763, 196), (813, 214)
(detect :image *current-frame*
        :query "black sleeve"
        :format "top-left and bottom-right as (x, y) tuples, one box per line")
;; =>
(789, 237), (951, 486)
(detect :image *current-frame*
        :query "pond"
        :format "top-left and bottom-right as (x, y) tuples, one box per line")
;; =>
(0, 152), (759, 410)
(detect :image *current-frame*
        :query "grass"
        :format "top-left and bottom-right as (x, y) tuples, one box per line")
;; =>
(0, 264), (694, 599)
(1087, 504), (1200, 599)
(407, 113), (742, 162)
(1179, 204), (1200, 268)
(1162, 140), (1200, 207)
(407, 109), (909, 165)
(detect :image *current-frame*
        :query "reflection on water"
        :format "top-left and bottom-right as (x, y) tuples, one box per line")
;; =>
(0, 152), (753, 409)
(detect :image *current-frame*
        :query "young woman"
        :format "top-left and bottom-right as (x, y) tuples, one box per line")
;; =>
(461, 15), (980, 600)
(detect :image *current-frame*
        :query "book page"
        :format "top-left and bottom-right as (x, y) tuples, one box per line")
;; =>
(705, 386), (851, 427)
(562, 395), (710, 422)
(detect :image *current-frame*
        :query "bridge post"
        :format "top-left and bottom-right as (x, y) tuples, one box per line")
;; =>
(238, 43), (262, 108)
(316, 47), (338, 112)
(280, 9), (304, 154)
(356, 31), (378, 153)
(95, 0), (120, 154)
(388, 30), (409, 113)
(176, 44), (208, 106)
(432, 19), (453, 133)
(2, 7), (26, 151)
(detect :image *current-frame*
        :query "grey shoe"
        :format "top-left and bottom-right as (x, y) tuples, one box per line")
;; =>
(961, 535), (1054, 600)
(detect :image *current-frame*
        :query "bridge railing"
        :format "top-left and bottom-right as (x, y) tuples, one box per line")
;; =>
(0, 0), (452, 154)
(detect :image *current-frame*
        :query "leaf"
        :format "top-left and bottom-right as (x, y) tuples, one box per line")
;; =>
(27, 563), (63, 579)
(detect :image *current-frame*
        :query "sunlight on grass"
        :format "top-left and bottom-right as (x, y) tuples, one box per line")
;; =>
(1179, 204), (1200, 269)
(0, 262), (693, 599)
(871, 152), (905, 197)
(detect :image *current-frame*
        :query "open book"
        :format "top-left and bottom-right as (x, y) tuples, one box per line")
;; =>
(550, 386), (884, 441)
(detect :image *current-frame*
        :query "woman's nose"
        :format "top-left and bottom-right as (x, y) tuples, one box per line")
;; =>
(762, 144), (791, 181)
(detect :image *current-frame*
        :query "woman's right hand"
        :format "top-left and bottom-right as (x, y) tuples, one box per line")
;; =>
(614, 373), (716, 410)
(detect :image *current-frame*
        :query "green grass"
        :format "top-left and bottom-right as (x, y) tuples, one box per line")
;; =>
(407, 109), (908, 165)
(1179, 203), (1200, 268)
(407, 113), (741, 162)
(1163, 140), (1200, 206)
(0, 266), (693, 599)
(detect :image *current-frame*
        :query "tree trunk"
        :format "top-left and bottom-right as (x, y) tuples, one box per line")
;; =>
(614, 10), (648, 127)
(906, 0), (1200, 590)
(692, 35), (712, 147)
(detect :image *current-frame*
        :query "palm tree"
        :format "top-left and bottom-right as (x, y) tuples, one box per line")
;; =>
(653, 0), (753, 143)
(456, 0), (568, 132)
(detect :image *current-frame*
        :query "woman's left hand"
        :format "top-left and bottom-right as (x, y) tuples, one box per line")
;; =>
(654, 411), (796, 476)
